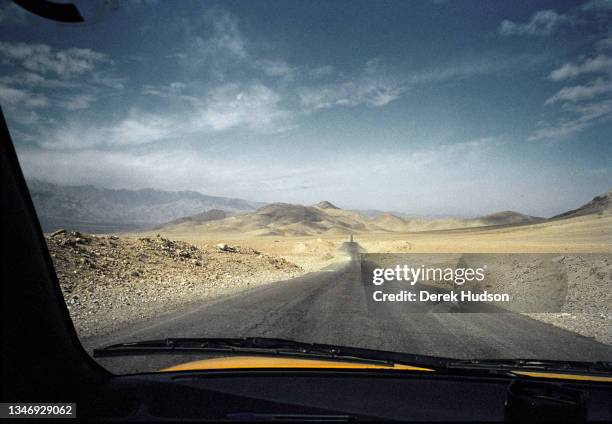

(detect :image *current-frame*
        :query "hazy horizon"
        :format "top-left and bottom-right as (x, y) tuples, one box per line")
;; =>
(26, 176), (609, 219)
(3, 1), (611, 217)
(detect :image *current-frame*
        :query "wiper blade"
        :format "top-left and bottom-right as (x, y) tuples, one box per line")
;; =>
(93, 338), (612, 376)
(94, 337), (342, 357)
(449, 358), (612, 374)
(93, 337), (450, 369)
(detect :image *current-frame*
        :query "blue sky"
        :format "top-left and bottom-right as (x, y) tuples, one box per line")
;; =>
(1, 0), (611, 217)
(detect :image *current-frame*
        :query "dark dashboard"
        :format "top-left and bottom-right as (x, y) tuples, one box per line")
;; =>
(80, 370), (612, 421)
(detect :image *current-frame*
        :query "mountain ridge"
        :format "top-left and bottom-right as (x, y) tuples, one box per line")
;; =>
(476, 211), (544, 226)
(27, 179), (265, 233)
(158, 188), (611, 236)
(159, 202), (558, 237)
(30, 180), (611, 235)
(552, 189), (612, 219)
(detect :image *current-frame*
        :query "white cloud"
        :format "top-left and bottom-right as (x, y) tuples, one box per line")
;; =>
(0, 42), (107, 77)
(110, 114), (177, 145)
(10, 110), (42, 126)
(40, 110), (177, 149)
(309, 65), (335, 78)
(40, 81), (294, 149)
(0, 68), (118, 115)
(141, 82), (204, 109)
(545, 78), (612, 104)
(0, 83), (48, 108)
(175, 10), (518, 118)
(532, 26), (612, 140)
(0, 71), (78, 89)
(408, 53), (547, 85)
(178, 9), (316, 85)
(299, 60), (406, 110)
(16, 136), (504, 212)
(58, 94), (96, 110)
(91, 72), (126, 90)
(143, 81), (295, 132)
(299, 79), (405, 110)
(596, 37), (612, 50)
(142, 81), (188, 97)
(209, 10), (248, 60)
(548, 54), (612, 80)
(253, 59), (294, 77)
(180, 9), (408, 112)
(528, 99), (612, 140)
(0, 45), (121, 116)
(582, 0), (612, 11)
(185, 9), (248, 67)
(199, 83), (293, 132)
(20, 135), (545, 218)
(499, 10), (568, 37)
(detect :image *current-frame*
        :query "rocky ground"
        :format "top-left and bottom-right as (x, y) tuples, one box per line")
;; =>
(46, 230), (304, 338)
(46, 230), (611, 346)
(524, 254), (611, 345)
(361, 252), (611, 345)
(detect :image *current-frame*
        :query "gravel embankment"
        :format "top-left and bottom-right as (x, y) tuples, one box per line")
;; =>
(46, 231), (611, 346)
(46, 231), (304, 338)
(524, 254), (611, 345)
(362, 253), (611, 345)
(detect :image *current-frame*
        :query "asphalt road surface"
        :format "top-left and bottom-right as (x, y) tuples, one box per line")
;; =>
(84, 243), (612, 374)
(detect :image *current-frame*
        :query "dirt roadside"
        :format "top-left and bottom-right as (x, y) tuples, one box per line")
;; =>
(46, 230), (305, 338)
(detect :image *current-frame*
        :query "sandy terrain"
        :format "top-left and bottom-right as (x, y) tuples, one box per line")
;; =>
(48, 204), (610, 344)
(143, 212), (611, 345)
(47, 231), (304, 338)
(147, 211), (611, 266)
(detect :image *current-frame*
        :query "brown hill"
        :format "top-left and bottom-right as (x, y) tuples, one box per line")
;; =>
(156, 189), (612, 237)
(477, 211), (544, 226)
(158, 202), (482, 236)
(371, 213), (410, 231)
(552, 189), (612, 219)
(257, 203), (328, 225)
(314, 201), (340, 210)
(155, 209), (230, 228)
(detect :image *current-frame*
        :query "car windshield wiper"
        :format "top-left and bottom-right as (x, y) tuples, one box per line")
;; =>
(93, 337), (450, 369)
(93, 337), (612, 376)
(448, 358), (612, 375)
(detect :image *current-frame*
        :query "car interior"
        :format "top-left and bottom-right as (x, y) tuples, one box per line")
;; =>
(2, 106), (612, 422)
(1, 1), (611, 422)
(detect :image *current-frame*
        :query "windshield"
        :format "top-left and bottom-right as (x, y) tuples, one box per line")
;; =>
(2, 0), (611, 375)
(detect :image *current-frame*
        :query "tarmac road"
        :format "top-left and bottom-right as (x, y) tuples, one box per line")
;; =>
(84, 242), (612, 374)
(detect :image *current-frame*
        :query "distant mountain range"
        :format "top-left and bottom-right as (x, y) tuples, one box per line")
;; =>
(157, 201), (547, 237)
(27, 180), (265, 233)
(158, 190), (611, 237)
(29, 179), (610, 235)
